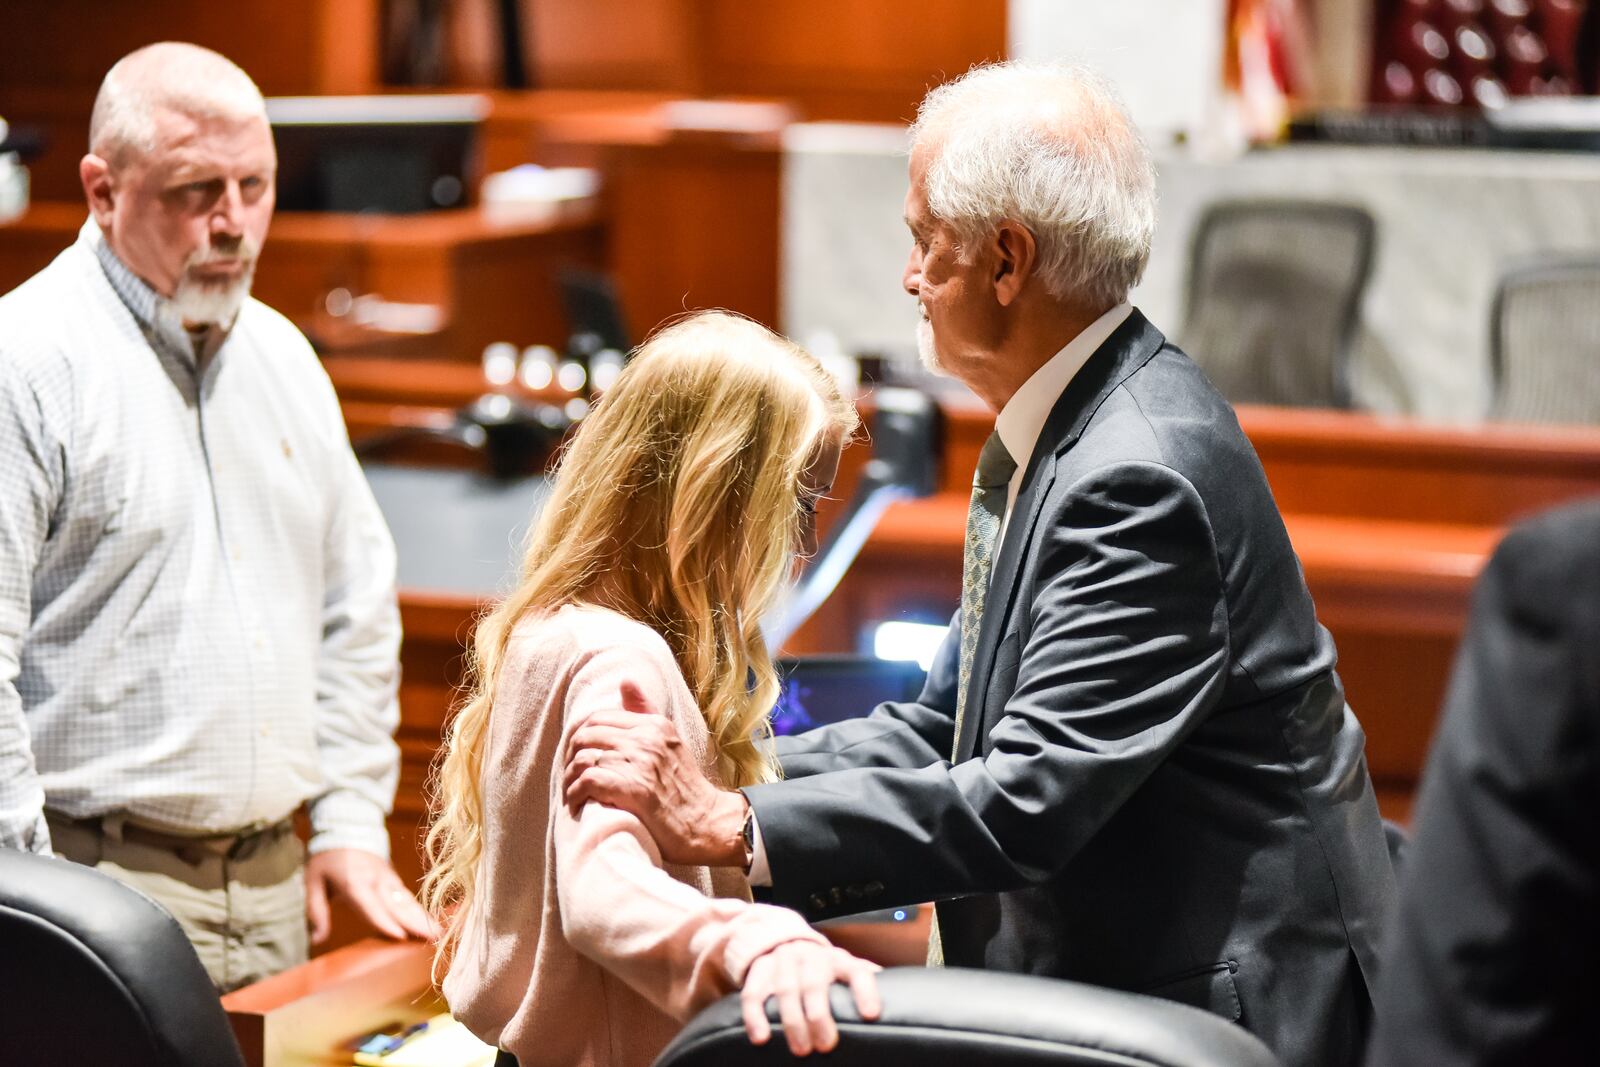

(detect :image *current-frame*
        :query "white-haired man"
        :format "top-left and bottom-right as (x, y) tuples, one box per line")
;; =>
(0, 42), (434, 991)
(563, 62), (1397, 1066)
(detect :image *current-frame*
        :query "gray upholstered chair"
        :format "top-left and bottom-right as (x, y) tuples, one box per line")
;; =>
(1181, 199), (1375, 410)
(652, 966), (1280, 1067)
(1490, 256), (1600, 425)
(0, 848), (246, 1067)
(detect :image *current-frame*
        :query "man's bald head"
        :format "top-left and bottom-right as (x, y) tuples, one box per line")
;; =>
(89, 42), (267, 168)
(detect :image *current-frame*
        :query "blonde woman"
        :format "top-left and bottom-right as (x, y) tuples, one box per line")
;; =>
(423, 312), (881, 1067)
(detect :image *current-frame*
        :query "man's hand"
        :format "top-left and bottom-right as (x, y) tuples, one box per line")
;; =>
(562, 680), (748, 867)
(741, 941), (882, 1056)
(304, 847), (440, 946)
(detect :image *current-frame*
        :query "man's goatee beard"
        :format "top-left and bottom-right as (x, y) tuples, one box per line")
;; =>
(171, 264), (255, 327)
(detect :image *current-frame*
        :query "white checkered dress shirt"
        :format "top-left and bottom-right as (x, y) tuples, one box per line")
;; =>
(0, 220), (401, 857)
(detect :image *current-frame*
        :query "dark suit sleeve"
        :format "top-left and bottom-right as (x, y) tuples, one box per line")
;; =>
(746, 462), (1232, 918)
(773, 610), (960, 780)
(1366, 510), (1600, 1067)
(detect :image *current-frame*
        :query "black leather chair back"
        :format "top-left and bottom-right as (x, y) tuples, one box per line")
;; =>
(654, 967), (1280, 1067)
(0, 848), (246, 1067)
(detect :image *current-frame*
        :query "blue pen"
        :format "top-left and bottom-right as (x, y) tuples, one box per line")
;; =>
(360, 1019), (431, 1057)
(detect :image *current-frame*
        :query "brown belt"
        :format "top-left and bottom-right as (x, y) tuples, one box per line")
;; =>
(51, 812), (295, 867)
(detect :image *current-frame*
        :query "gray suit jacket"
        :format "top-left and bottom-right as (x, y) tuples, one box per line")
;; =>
(745, 311), (1396, 1067)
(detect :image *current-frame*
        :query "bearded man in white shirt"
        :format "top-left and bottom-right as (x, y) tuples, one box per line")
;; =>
(0, 42), (434, 990)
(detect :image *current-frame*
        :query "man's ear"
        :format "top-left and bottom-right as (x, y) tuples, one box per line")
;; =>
(991, 220), (1038, 308)
(79, 154), (116, 228)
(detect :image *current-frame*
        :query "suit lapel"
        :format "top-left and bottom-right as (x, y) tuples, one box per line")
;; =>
(953, 310), (1168, 763)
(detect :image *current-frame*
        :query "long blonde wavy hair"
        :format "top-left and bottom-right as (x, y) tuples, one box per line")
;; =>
(421, 311), (857, 977)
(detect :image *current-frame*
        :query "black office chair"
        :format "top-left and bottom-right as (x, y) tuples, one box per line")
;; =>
(1181, 199), (1376, 410)
(0, 848), (246, 1067)
(1489, 256), (1600, 425)
(654, 967), (1280, 1067)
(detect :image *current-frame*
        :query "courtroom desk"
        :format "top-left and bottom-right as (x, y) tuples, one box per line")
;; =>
(222, 939), (438, 1067)
(1239, 405), (1600, 525)
(0, 200), (606, 360)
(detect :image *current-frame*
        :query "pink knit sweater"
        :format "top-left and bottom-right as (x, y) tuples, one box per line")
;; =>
(442, 605), (826, 1067)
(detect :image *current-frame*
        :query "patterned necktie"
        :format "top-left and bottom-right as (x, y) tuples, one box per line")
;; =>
(929, 430), (1017, 966)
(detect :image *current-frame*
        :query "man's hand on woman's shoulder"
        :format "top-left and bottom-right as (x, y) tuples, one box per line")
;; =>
(563, 680), (748, 867)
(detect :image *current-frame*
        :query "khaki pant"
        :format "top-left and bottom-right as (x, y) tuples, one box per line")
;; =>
(47, 812), (309, 993)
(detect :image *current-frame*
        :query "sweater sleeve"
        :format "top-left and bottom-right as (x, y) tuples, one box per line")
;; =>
(553, 637), (827, 1021)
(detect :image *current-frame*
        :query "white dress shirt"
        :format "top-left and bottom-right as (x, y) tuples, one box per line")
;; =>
(748, 303), (1134, 886)
(0, 220), (402, 857)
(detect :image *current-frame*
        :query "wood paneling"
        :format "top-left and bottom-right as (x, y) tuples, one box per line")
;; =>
(0, 0), (381, 200)
(0, 0), (1007, 202)
(526, 0), (704, 93)
(512, 0), (1005, 122)
(1241, 404), (1600, 526)
(0, 0), (379, 96)
(701, 0), (1007, 123)
(528, 98), (790, 336)
(605, 139), (782, 335)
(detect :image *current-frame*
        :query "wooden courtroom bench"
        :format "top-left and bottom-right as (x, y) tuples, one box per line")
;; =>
(222, 938), (439, 1067)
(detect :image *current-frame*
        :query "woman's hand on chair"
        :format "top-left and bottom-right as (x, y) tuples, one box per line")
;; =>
(740, 941), (882, 1056)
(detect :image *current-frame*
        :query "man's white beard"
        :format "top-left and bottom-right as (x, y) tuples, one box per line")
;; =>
(171, 251), (257, 327)
(916, 315), (945, 374)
